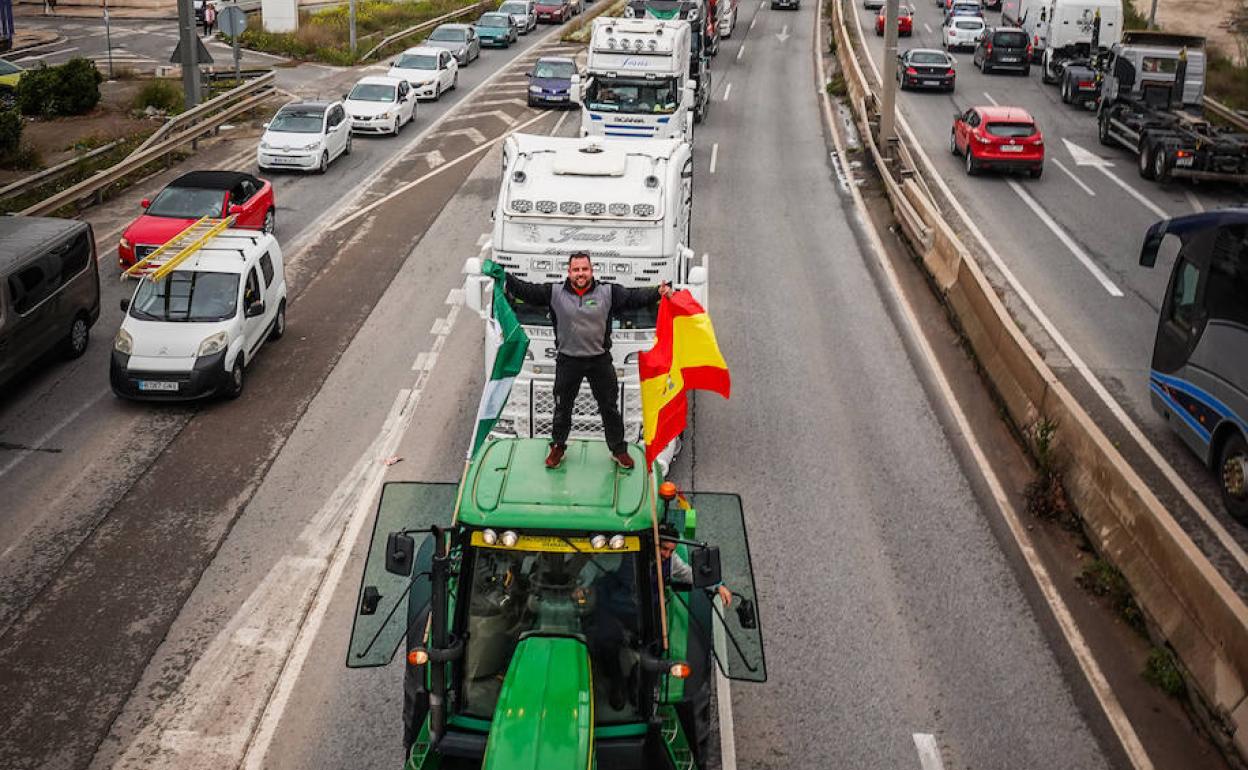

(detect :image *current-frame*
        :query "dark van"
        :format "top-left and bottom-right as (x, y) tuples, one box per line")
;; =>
(974, 26), (1032, 75)
(0, 217), (101, 388)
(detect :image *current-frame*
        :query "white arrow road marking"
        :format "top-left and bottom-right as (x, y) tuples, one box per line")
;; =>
(776, 24), (790, 43)
(924, 22), (933, 33)
(415, 149), (446, 169)
(1063, 138), (1168, 219)
(913, 734), (946, 770)
(1008, 180), (1123, 296)
(1050, 158), (1095, 196)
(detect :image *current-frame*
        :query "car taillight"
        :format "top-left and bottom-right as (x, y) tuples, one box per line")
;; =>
(906, 66), (918, 74)
(1175, 149), (1193, 158)
(947, 68), (956, 75)
(1078, 80), (1093, 88)
(985, 42), (992, 54)
(1027, 41), (1034, 57)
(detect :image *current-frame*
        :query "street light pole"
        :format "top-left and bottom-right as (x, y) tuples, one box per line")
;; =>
(103, 0), (114, 80)
(879, 0), (900, 149)
(1148, 0), (1158, 28)
(349, 0), (357, 55)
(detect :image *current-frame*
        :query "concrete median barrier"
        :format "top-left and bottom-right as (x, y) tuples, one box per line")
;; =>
(825, 0), (1248, 757)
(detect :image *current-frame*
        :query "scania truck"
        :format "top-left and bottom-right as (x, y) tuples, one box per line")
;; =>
(577, 17), (697, 140)
(624, 0), (714, 123)
(462, 135), (703, 471)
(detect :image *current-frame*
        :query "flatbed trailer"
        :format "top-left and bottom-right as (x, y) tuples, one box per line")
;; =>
(1099, 99), (1248, 182)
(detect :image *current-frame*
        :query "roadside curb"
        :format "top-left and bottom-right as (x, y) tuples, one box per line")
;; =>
(6, 28), (63, 54)
(822, 0), (1248, 763)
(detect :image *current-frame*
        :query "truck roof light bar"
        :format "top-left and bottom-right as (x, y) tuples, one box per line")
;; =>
(609, 203), (630, 216)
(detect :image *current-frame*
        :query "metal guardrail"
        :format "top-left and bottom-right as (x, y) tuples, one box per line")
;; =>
(0, 139), (124, 202)
(360, 0), (493, 61)
(1203, 96), (1248, 133)
(20, 78), (276, 217)
(130, 70), (276, 158)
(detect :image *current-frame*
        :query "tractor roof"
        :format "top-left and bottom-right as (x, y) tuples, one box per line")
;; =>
(458, 439), (654, 532)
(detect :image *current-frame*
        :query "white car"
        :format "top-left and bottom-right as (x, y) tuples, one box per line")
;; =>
(112, 227), (287, 401)
(498, 0), (538, 33)
(717, 0), (737, 37)
(388, 46), (459, 101)
(344, 76), (416, 136)
(944, 15), (986, 51)
(257, 100), (352, 174)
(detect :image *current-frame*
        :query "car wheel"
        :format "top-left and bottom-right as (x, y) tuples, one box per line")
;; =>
(982, 60), (992, 74)
(225, 356), (245, 399)
(1022, 64), (1031, 77)
(1219, 431), (1248, 522)
(269, 299), (287, 341)
(317, 151), (328, 174)
(964, 148), (978, 175)
(949, 130), (959, 155)
(344, 133), (352, 156)
(1060, 78), (1071, 104)
(262, 207), (275, 234)
(452, 72), (459, 90)
(1153, 144), (1171, 183)
(62, 314), (90, 359)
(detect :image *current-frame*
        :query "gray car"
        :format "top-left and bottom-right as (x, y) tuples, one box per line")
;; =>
(425, 24), (481, 66)
(498, 0), (539, 33)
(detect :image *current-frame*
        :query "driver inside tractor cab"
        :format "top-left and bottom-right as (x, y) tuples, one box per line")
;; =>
(459, 538), (648, 722)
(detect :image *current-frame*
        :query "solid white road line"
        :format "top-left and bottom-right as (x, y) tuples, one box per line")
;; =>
(1093, 165), (1169, 219)
(723, 82), (733, 101)
(849, 2), (1248, 576)
(981, 91), (998, 105)
(737, 43), (746, 61)
(15, 46), (79, 62)
(750, 15), (758, 29)
(818, 15), (1156, 770)
(924, 22), (933, 33)
(1008, 180), (1123, 296)
(551, 108), (572, 135)
(709, 143), (719, 174)
(1051, 158), (1096, 196)
(913, 734), (946, 770)
(1185, 189), (1205, 213)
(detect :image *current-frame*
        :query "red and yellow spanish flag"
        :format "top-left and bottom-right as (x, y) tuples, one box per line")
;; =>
(639, 291), (731, 467)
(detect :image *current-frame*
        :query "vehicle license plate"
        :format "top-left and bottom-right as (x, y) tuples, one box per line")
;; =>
(924, 79), (940, 84)
(1002, 145), (1024, 152)
(1176, 155), (1194, 167)
(139, 380), (179, 392)
(272, 157), (301, 165)
(1001, 56), (1018, 62)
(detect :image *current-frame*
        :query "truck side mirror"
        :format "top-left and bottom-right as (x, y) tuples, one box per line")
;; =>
(691, 545), (722, 588)
(385, 532), (415, 576)
(687, 265), (707, 285)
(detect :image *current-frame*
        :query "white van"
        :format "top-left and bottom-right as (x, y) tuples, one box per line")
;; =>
(110, 225), (287, 400)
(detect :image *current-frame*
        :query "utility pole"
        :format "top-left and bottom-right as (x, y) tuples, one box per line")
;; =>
(103, 0), (113, 80)
(177, 0), (201, 107)
(1148, 0), (1158, 28)
(878, 0), (900, 150)
(349, 0), (357, 55)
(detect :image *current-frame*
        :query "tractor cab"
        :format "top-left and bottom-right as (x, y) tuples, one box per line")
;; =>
(346, 437), (767, 770)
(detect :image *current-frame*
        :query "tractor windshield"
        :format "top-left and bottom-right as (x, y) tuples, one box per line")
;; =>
(458, 534), (646, 724)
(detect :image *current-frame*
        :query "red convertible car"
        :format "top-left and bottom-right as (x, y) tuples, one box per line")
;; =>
(118, 170), (275, 268)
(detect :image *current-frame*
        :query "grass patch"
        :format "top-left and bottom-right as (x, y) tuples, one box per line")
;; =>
(134, 80), (185, 114)
(1, 143), (43, 172)
(1122, 0), (1149, 30)
(826, 74), (848, 97)
(1076, 559), (1146, 634)
(240, 0), (488, 65)
(1143, 647), (1185, 697)
(561, 0), (627, 42)
(1207, 48), (1248, 109)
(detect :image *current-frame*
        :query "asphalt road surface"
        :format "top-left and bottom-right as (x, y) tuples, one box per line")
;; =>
(847, 0), (1248, 597)
(0, 2), (1213, 770)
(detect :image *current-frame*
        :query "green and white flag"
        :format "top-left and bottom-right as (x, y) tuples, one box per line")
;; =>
(469, 260), (530, 457)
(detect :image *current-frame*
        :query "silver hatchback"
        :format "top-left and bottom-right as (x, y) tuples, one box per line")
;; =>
(498, 0), (539, 33)
(425, 24), (481, 66)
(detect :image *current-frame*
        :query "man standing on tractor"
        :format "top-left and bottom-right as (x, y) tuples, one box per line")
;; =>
(486, 253), (671, 470)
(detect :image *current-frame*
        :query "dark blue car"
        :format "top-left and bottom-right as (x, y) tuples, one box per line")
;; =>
(528, 56), (576, 108)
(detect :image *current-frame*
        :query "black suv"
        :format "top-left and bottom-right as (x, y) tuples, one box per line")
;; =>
(973, 27), (1031, 75)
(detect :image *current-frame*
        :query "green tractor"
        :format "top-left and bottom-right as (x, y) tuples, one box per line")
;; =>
(346, 437), (767, 769)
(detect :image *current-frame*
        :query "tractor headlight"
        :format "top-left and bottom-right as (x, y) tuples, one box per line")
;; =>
(590, 534), (608, 549)
(500, 530), (519, 547)
(608, 534), (627, 550)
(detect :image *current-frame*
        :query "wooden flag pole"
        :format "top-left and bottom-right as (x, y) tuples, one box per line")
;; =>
(647, 456), (670, 651)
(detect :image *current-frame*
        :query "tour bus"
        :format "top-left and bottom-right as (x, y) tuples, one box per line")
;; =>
(1139, 209), (1248, 522)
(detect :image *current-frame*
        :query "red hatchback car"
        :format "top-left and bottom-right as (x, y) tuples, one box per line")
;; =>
(876, 4), (913, 35)
(950, 105), (1044, 178)
(118, 170), (275, 268)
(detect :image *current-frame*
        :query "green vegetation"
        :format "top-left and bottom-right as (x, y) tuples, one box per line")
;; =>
(1023, 418), (1078, 527)
(240, 0), (485, 65)
(826, 74), (847, 97)
(134, 80), (185, 114)
(1207, 50), (1248, 110)
(1122, 0), (1148, 30)
(560, 0), (626, 42)
(1143, 647), (1185, 697)
(0, 108), (21, 157)
(1077, 558), (1146, 634)
(16, 58), (103, 118)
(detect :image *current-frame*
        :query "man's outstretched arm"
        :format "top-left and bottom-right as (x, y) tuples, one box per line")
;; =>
(483, 259), (552, 307)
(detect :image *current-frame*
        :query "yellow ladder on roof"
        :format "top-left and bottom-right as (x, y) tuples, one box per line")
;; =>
(123, 216), (236, 281)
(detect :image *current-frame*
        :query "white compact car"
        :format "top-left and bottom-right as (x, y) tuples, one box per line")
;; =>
(944, 15), (986, 50)
(111, 227), (287, 401)
(388, 46), (459, 100)
(717, 0), (737, 37)
(344, 76), (416, 135)
(257, 100), (352, 174)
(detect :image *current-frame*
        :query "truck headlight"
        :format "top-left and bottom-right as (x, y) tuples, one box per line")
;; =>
(197, 331), (229, 357)
(114, 328), (133, 354)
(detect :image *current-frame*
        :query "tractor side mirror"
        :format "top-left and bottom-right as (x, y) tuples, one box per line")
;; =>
(735, 596), (757, 628)
(385, 532), (415, 576)
(360, 585), (382, 615)
(691, 545), (722, 588)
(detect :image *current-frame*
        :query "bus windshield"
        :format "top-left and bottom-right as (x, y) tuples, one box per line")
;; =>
(586, 77), (680, 114)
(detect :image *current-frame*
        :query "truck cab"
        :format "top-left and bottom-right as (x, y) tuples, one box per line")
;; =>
(623, 0), (714, 124)
(346, 438), (767, 769)
(577, 18), (697, 141)
(462, 135), (704, 471)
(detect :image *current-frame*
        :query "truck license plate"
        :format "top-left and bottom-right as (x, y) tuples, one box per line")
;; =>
(139, 380), (179, 392)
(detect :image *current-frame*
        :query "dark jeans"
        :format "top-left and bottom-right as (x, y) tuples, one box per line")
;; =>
(552, 352), (625, 453)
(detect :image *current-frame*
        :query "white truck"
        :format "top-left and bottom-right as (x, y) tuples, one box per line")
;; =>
(575, 17), (699, 140)
(462, 134), (705, 470)
(1004, 0), (1121, 68)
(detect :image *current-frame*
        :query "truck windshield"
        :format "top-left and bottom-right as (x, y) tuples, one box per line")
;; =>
(129, 271), (239, 323)
(459, 538), (645, 724)
(586, 77), (680, 114)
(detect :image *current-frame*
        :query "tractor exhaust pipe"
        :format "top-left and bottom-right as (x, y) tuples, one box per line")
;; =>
(428, 526), (450, 745)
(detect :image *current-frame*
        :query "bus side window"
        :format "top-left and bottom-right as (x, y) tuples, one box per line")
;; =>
(1169, 259), (1202, 334)
(1206, 243), (1248, 328)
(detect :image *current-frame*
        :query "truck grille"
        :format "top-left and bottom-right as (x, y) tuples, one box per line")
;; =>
(497, 377), (642, 440)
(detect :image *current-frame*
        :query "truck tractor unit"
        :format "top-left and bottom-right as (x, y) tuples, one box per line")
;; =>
(345, 437), (767, 769)
(578, 18), (697, 140)
(1095, 33), (1248, 184)
(624, 0), (714, 121)
(462, 135), (703, 470)
(1030, 0), (1121, 96)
